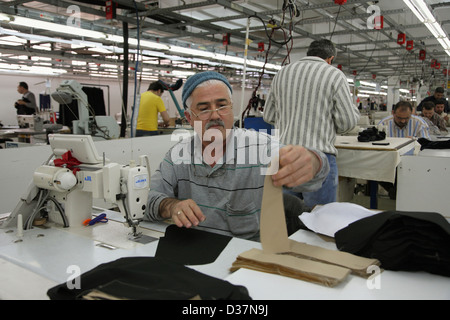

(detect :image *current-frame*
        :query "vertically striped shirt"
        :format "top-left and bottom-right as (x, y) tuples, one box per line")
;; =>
(145, 128), (329, 240)
(264, 56), (360, 155)
(377, 114), (430, 139)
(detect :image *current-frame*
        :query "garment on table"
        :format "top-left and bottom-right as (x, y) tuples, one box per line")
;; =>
(155, 224), (232, 265)
(47, 256), (251, 300)
(335, 210), (450, 277)
(418, 138), (450, 150)
(357, 126), (386, 142)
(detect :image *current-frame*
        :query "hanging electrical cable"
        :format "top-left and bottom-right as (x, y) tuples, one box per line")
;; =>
(329, 4), (342, 41)
(240, 2), (295, 123)
(130, 0), (141, 138)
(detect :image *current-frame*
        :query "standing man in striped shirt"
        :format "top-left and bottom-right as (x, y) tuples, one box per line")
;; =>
(377, 101), (430, 139)
(264, 39), (359, 208)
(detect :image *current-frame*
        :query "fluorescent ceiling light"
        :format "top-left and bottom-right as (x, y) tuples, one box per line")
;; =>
(169, 45), (215, 58)
(172, 70), (196, 77)
(135, 39), (170, 50)
(404, 0), (450, 55)
(0, 13), (12, 22)
(359, 90), (387, 95)
(9, 16), (107, 39)
(0, 63), (67, 75)
(0, 13), (283, 75)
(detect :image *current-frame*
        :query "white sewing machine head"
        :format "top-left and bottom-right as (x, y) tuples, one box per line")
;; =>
(2, 134), (150, 240)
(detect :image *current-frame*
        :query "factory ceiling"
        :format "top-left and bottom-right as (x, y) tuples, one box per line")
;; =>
(1, 0), (450, 92)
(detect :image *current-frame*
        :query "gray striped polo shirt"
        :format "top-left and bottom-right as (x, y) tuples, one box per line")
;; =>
(145, 128), (329, 240)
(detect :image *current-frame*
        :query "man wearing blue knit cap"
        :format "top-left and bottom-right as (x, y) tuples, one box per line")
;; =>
(145, 71), (330, 240)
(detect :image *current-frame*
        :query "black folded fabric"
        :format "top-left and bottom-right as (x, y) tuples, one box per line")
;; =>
(47, 256), (251, 300)
(418, 138), (450, 150)
(335, 211), (450, 277)
(357, 127), (386, 142)
(155, 225), (232, 265)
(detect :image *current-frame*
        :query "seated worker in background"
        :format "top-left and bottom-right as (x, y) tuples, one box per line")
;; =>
(434, 99), (450, 127)
(420, 101), (448, 134)
(378, 100), (430, 139)
(417, 87), (449, 113)
(15, 82), (38, 115)
(378, 100), (430, 200)
(144, 71), (330, 240)
(135, 81), (170, 137)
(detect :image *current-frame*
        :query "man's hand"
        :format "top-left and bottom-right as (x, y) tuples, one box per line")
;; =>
(159, 198), (206, 228)
(271, 145), (321, 188)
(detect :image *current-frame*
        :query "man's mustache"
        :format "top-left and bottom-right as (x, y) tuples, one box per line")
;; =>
(205, 119), (225, 130)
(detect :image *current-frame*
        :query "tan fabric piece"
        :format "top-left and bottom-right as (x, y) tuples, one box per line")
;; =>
(259, 173), (290, 254)
(230, 248), (350, 287)
(231, 166), (381, 286)
(287, 240), (380, 278)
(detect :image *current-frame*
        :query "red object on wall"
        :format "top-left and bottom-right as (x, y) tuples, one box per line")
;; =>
(337, 64), (342, 70)
(222, 33), (231, 46)
(444, 69), (448, 75)
(406, 40), (414, 50)
(105, 1), (116, 20)
(334, 0), (347, 4)
(372, 74), (376, 79)
(374, 16), (383, 29)
(419, 49), (426, 60)
(435, 62), (441, 69)
(258, 42), (264, 52)
(431, 59), (436, 68)
(397, 33), (406, 45)
(352, 70), (357, 76)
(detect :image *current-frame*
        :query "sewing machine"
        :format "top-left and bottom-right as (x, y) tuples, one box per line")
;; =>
(51, 80), (119, 140)
(17, 115), (44, 131)
(1, 134), (150, 242)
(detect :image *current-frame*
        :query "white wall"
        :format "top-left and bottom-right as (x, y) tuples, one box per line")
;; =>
(0, 73), (255, 127)
(0, 73), (139, 126)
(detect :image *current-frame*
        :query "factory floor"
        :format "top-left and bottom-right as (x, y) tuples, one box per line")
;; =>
(350, 193), (396, 211)
(339, 178), (396, 212)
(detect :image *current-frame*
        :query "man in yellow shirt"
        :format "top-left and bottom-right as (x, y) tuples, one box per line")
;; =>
(136, 81), (170, 136)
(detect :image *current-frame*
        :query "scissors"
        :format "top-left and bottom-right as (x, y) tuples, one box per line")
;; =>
(83, 213), (108, 226)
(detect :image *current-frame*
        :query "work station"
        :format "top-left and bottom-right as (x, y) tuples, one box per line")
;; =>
(0, 0), (449, 304)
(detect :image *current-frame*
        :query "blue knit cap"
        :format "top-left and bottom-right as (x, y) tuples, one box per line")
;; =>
(182, 71), (233, 109)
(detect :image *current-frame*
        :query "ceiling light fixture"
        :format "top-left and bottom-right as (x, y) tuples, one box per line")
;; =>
(8, 15), (108, 40)
(0, 13), (282, 76)
(403, 0), (450, 56)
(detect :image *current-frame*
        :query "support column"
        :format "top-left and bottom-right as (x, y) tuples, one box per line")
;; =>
(387, 76), (400, 111)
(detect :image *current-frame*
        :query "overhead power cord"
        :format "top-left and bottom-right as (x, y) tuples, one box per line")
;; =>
(241, 2), (296, 123)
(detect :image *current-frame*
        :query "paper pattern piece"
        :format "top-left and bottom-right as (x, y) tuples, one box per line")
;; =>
(259, 173), (290, 253)
(230, 169), (381, 287)
(230, 248), (350, 287)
